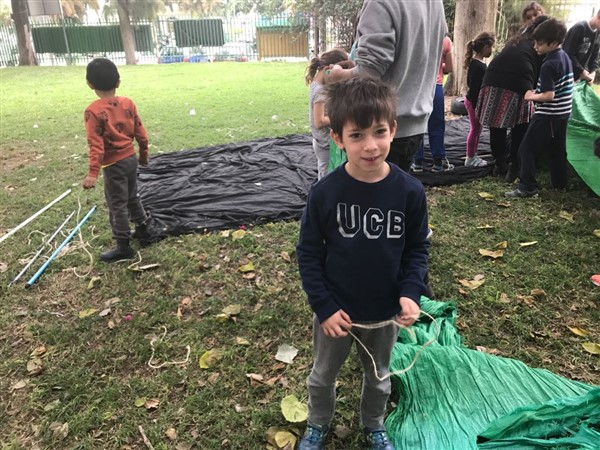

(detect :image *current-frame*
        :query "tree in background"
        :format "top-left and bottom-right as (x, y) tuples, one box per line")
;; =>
(60, 0), (100, 21)
(447, 0), (499, 96)
(102, 0), (164, 65)
(10, 0), (36, 65)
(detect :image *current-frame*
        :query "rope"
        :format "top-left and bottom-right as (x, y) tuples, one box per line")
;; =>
(72, 192), (94, 278)
(348, 310), (439, 381)
(147, 326), (191, 369)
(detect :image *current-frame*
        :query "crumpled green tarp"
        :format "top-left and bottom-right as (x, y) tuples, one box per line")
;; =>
(385, 299), (598, 450)
(566, 82), (600, 196)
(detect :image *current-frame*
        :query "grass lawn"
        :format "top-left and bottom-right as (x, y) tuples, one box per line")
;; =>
(1, 63), (599, 450)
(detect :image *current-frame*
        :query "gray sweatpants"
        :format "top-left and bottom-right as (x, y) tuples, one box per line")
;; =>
(307, 315), (398, 430)
(103, 155), (147, 240)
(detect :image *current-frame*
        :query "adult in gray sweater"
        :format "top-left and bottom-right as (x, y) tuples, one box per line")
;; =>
(327, 0), (447, 171)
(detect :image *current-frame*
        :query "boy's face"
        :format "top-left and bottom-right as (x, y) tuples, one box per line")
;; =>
(331, 119), (397, 181)
(534, 40), (560, 55)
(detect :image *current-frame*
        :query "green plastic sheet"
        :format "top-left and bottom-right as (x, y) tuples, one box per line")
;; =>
(385, 299), (598, 449)
(328, 139), (347, 172)
(567, 82), (600, 196)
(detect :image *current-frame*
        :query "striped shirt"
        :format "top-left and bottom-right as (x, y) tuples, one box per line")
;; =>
(534, 49), (574, 119)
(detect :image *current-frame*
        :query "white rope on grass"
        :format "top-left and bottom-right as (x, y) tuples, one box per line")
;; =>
(147, 326), (191, 369)
(348, 310), (440, 381)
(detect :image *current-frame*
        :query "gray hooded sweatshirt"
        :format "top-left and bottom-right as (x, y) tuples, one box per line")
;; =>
(354, 0), (447, 138)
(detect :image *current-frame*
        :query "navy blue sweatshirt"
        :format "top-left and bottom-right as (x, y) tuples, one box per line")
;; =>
(296, 163), (430, 323)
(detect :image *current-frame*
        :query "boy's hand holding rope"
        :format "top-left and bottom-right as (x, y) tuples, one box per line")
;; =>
(320, 297), (439, 381)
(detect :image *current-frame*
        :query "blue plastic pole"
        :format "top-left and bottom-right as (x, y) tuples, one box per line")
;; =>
(8, 211), (75, 287)
(26, 206), (97, 288)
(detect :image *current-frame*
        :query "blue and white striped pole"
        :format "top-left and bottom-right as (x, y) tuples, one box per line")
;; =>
(26, 206), (97, 288)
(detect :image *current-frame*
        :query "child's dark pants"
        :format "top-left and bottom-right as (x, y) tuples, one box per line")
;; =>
(103, 155), (148, 240)
(518, 117), (569, 191)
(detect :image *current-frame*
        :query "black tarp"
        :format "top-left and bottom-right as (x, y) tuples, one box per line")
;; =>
(138, 117), (492, 235)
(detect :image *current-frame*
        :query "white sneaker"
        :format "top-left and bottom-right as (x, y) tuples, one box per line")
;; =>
(465, 155), (488, 167)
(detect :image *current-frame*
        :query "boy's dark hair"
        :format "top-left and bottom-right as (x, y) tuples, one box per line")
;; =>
(594, 137), (600, 159)
(86, 58), (120, 91)
(532, 18), (567, 45)
(325, 76), (396, 137)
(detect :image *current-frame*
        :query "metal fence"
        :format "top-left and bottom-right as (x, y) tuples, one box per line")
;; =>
(0, 14), (326, 67)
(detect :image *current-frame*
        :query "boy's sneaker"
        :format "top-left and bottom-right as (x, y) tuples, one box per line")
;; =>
(464, 155), (488, 167)
(298, 423), (329, 450)
(431, 157), (454, 172)
(410, 161), (424, 173)
(364, 428), (395, 450)
(505, 188), (538, 198)
(132, 217), (162, 247)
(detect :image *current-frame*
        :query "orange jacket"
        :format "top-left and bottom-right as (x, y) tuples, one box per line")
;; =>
(84, 96), (149, 177)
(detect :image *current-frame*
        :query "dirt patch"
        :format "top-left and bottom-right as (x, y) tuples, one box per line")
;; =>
(0, 145), (47, 178)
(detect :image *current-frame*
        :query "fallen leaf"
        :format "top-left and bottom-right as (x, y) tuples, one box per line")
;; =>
(458, 278), (485, 290)
(476, 224), (494, 229)
(220, 230), (231, 237)
(239, 262), (255, 273)
(87, 276), (101, 290)
(0, 262), (7, 273)
(242, 272), (256, 280)
(568, 326), (590, 337)
(478, 192), (494, 199)
(165, 428), (177, 440)
(479, 249), (504, 258)
(593, 229), (600, 238)
(215, 313), (229, 323)
(236, 337), (250, 346)
(129, 263), (160, 272)
(104, 297), (120, 307)
(222, 304), (241, 316)
(107, 320), (115, 329)
(530, 289), (546, 297)
(519, 241), (538, 247)
(496, 201), (511, 208)
(30, 345), (46, 357)
(176, 444), (193, 450)
(275, 344), (298, 364)
(231, 229), (246, 240)
(199, 349), (224, 369)
(144, 398), (160, 410)
(333, 425), (353, 439)
(78, 308), (98, 319)
(281, 395), (308, 423)
(280, 251), (291, 262)
(475, 346), (500, 355)
(26, 358), (43, 376)
(275, 430), (297, 449)
(99, 308), (111, 317)
(581, 342), (600, 355)
(498, 293), (510, 304)
(11, 379), (29, 391)
(494, 241), (508, 249)
(558, 211), (574, 223)
(49, 422), (69, 440)
(134, 397), (146, 407)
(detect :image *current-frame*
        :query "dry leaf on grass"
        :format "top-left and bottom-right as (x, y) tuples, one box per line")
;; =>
(567, 326), (590, 337)
(281, 395), (308, 423)
(581, 342), (600, 355)
(479, 249), (504, 258)
(275, 344), (298, 364)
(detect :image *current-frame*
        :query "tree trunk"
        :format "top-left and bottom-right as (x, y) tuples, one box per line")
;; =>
(117, 0), (136, 65)
(10, 0), (37, 66)
(447, 0), (498, 96)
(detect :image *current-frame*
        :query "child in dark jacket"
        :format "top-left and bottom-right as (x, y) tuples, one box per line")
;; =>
(296, 77), (429, 450)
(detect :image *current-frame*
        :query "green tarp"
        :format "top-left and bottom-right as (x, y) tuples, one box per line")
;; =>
(567, 82), (600, 197)
(386, 299), (599, 449)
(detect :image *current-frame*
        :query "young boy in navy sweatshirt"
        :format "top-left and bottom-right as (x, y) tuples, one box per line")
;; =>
(296, 77), (430, 450)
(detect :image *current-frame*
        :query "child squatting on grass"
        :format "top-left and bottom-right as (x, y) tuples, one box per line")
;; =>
(82, 58), (160, 262)
(296, 76), (430, 450)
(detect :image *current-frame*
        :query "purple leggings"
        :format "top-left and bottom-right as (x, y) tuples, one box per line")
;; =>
(464, 97), (482, 158)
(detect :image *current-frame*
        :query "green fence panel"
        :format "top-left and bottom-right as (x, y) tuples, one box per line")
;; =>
(32, 24), (153, 54)
(174, 19), (225, 47)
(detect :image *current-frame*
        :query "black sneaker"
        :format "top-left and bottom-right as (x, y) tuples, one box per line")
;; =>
(505, 188), (538, 198)
(132, 218), (163, 247)
(100, 239), (134, 262)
